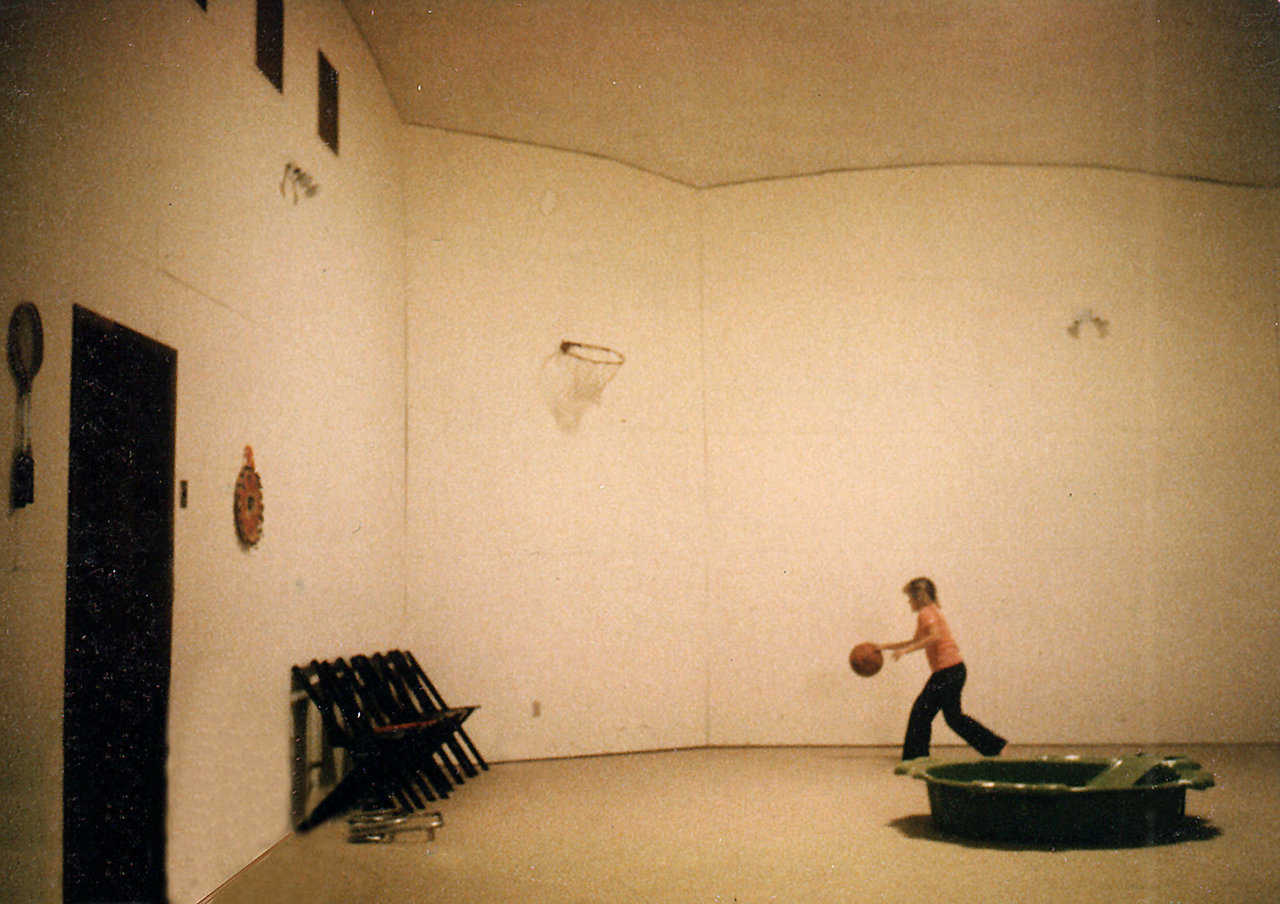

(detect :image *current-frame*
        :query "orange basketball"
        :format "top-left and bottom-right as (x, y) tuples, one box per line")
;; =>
(849, 642), (883, 677)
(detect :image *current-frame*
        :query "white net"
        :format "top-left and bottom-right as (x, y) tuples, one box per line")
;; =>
(541, 341), (625, 431)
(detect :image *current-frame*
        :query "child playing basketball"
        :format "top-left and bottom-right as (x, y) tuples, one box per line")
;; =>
(877, 577), (1006, 761)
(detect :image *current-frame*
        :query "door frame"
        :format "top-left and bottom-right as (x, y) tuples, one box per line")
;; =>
(64, 305), (177, 903)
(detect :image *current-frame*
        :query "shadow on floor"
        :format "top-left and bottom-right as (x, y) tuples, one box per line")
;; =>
(888, 813), (1221, 851)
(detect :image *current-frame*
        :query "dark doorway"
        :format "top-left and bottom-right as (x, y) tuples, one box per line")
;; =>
(65, 306), (176, 904)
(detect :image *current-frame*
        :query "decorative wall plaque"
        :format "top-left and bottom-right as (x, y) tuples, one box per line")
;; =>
(234, 446), (264, 546)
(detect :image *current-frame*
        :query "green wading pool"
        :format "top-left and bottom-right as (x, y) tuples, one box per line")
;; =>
(895, 754), (1214, 845)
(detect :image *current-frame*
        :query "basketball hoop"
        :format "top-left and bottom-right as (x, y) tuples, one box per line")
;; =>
(541, 340), (625, 431)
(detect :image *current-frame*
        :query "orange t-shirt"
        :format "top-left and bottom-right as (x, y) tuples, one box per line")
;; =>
(917, 605), (962, 672)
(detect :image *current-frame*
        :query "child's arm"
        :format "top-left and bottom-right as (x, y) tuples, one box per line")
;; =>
(888, 627), (941, 660)
(878, 623), (942, 660)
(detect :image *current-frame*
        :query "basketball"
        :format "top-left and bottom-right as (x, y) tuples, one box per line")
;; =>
(848, 642), (883, 677)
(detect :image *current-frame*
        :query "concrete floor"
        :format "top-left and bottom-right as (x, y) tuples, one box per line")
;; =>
(205, 745), (1279, 903)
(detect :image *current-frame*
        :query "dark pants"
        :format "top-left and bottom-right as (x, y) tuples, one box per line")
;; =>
(902, 662), (1005, 760)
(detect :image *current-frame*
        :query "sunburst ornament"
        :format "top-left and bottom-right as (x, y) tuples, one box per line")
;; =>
(234, 446), (264, 546)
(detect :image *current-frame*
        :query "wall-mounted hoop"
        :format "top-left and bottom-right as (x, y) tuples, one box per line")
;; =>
(560, 339), (624, 370)
(541, 340), (625, 431)
(1067, 309), (1109, 338)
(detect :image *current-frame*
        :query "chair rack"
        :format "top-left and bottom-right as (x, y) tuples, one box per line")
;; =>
(291, 649), (485, 831)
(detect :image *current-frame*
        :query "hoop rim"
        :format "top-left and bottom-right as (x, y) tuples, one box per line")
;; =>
(560, 340), (624, 366)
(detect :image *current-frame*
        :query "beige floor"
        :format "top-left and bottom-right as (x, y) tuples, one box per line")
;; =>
(206, 745), (1279, 904)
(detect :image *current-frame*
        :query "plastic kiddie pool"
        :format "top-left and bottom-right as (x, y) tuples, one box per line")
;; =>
(895, 753), (1214, 845)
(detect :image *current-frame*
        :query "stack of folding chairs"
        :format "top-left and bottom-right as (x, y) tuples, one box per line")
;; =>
(292, 650), (486, 838)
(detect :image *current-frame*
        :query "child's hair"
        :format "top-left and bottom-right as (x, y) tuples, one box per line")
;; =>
(903, 576), (938, 606)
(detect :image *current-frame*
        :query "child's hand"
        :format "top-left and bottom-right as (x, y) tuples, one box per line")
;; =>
(891, 649), (905, 661)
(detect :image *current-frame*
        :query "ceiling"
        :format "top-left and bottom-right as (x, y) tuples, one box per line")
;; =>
(342, 0), (1280, 188)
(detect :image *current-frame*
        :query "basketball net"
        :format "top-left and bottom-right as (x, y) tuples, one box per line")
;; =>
(541, 341), (625, 431)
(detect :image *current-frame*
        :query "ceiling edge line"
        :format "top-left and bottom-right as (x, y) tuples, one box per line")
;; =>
(398, 122), (1280, 192)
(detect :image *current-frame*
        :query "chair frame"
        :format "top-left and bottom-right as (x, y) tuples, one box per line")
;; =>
(292, 650), (481, 831)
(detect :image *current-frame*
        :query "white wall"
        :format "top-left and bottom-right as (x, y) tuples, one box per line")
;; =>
(403, 131), (707, 761)
(700, 167), (1280, 747)
(403, 141), (1280, 759)
(0, 2), (407, 901)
